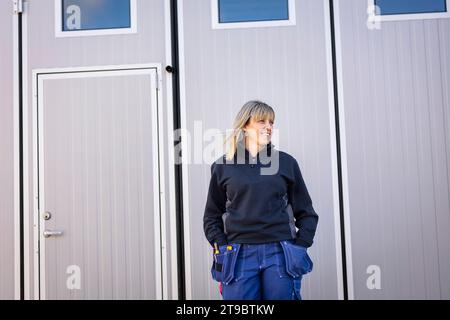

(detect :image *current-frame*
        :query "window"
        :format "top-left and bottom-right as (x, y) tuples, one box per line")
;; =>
(369, 0), (450, 21)
(55, 0), (137, 37)
(211, 0), (296, 29)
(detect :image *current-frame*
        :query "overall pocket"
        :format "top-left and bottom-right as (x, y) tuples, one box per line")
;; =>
(280, 241), (313, 278)
(211, 243), (241, 285)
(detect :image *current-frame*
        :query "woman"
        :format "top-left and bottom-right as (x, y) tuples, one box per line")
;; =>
(203, 100), (319, 300)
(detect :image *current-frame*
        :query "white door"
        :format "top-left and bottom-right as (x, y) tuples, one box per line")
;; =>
(35, 67), (163, 299)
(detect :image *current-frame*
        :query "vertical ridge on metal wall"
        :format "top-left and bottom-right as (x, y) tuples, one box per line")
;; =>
(169, 0), (186, 301)
(17, 8), (25, 301)
(328, 0), (349, 300)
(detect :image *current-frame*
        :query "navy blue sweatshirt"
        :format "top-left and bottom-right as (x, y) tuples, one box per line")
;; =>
(203, 140), (319, 248)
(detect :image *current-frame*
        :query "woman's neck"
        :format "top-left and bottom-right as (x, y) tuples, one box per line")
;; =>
(245, 140), (264, 158)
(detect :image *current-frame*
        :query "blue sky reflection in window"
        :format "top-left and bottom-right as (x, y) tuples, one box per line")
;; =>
(62, 0), (131, 31)
(218, 0), (289, 23)
(374, 0), (447, 15)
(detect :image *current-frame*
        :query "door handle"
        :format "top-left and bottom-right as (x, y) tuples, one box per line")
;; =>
(43, 230), (64, 238)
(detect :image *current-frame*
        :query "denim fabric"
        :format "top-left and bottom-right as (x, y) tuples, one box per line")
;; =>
(211, 240), (313, 300)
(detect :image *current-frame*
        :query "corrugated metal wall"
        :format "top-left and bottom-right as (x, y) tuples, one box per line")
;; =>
(1, 0), (449, 300)
(336, 0), (450, 299)
(0, 0), (16, 300)
(23, 0), (173, 299)
(181, 0), (342, 299)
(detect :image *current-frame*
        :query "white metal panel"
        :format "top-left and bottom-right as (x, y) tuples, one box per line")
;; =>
(336, 0), (450, 299)
(22, 0), (174, 299)
(181, 0), (342, 299)
(0, 0), (16, 300)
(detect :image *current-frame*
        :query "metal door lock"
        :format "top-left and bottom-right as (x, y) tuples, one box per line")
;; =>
(43, 211), (52, 220)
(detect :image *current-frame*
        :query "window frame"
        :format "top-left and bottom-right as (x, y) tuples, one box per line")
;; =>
(368, 0), (450, 22)
(54, 0), (138, 38)
(211, 0), (296, 30)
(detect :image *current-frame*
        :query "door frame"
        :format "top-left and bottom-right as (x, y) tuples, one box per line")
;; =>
(30, 64), (166, 300)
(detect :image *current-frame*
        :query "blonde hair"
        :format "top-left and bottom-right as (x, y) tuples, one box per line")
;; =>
(225, 100), (275, 161)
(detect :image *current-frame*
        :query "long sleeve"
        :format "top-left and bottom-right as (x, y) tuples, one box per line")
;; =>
(203, 162), (228, 247)
(288, 159), (319, 248)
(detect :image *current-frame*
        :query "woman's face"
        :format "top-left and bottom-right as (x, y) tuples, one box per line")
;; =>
(244, 117), (274, 147)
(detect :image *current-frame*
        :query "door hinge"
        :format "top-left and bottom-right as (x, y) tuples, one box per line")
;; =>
(13, 0), (23, 14)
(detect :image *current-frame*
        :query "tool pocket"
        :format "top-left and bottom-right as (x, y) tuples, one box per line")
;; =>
(280, 240), (313, 278)
(211, 243), (241, 285)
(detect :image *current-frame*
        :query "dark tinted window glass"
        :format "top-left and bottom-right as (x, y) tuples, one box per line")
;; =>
(374, 0), (447, 15)
(218, 0), (289, 23)
(62, 0), (131, 31)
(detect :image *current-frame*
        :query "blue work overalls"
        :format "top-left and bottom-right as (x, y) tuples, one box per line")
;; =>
(211, 239), (313, 300)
